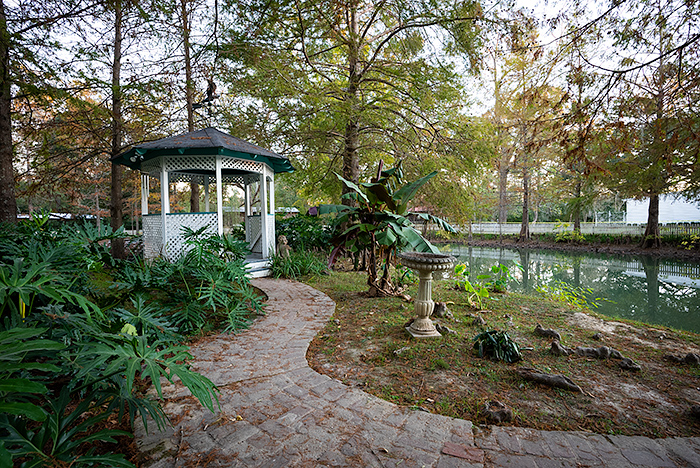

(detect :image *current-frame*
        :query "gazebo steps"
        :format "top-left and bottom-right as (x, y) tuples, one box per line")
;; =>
(245, 259), (271, 278)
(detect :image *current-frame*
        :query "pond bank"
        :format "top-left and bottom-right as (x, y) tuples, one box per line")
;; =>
(438, 242), (700, 334)
(434, 237), (700, 261)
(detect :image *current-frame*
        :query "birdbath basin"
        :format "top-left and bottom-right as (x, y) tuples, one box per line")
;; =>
(398, 252), (455, 338)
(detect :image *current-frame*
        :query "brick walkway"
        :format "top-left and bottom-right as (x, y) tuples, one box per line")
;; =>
(137, 279), (700, 467)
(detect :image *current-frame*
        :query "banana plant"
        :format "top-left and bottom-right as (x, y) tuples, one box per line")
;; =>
(321, 161), (455, 296)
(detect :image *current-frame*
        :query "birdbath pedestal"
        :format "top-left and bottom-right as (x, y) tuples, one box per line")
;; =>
(398, 252), (455, 338)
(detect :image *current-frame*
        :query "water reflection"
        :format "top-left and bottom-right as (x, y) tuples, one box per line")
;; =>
(441, 244), (700, 334)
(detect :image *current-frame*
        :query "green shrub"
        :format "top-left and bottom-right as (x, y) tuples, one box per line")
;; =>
(392, 263), (417, 289)
(453, 263), (489, 309)
(275, 215), (333, 252)
(680, 234), (700, 250)
(269, 250), (328, 279)
(0, 220), (264, 466)
(484, 263), (521, 293)
(553, 222), (586, 243)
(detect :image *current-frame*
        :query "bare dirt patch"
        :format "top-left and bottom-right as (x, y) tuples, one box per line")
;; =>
(306, 271), (700, 438)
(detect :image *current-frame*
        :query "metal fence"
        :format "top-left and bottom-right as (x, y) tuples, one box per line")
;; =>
(594, 211), (626, 223)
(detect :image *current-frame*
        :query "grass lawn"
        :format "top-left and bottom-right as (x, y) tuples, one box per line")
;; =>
(306, 270), (700, 438)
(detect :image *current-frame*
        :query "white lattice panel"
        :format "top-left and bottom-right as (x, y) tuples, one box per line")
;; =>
(246, 215), (262, 254)
(243, 174), (262, 185)
(222, 175), (245, 185)
(140, 156), (267, 179)
(164, 213), (218, 261)
(169, 172), (205, 184)
(166, 155), (216, 172)
(141, 158), (163, 178)
(143, 215), (164, 259)
(141, 157), (161, 171)
(222, 158), (264, 174)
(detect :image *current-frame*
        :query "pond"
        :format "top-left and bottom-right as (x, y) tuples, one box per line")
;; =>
(440, 244), (700, 334)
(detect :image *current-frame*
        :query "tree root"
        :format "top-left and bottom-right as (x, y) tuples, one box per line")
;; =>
(516, 367), (583, 393)
(534, 324), (561, 342)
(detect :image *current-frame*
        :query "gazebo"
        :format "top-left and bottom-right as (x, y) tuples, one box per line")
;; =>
(113, 127), (294, 274)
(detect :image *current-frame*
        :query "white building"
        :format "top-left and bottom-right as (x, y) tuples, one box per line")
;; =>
(626, 195), (700, 224)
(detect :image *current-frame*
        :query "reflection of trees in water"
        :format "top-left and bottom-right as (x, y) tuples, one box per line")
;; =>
(641, 256), (659, 322)
(518, 249), (530, 290)
(447, 245), (700, 333)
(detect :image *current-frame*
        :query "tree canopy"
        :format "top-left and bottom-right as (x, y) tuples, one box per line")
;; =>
(0, 0), (698, 250)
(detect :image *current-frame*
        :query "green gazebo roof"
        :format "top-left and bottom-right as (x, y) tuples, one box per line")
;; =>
(112, 127), (294, 174)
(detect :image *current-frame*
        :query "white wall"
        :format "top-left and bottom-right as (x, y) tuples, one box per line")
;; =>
(626, 195), (700, 224)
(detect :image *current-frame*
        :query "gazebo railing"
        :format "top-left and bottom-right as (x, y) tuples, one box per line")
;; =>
(246, 214), (276, 255)
(143, 215), (164, 259)
(143, 212), (218, 260)
(246, 214), (262, 254)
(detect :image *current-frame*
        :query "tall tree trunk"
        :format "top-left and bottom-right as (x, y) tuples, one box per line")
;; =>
(641, 194), (661, 248)
(497, 159), (508, 240)
(493, 54), (508, 241)
(341, 2), (360, 206)
(182, 0), (199, 212)
(519, 163), (530, 242)
(0, 1), (16, 223)
(573, 181), (582, 233)
(518, 118), (531, 242)
(641, 1), (665, 250)
(110, 0), (125, 259)
(519, 126), (530, 242)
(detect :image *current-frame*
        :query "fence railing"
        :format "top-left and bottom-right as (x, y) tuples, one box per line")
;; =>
(424, 222), (700, 237)
(660, 224), (700, 236)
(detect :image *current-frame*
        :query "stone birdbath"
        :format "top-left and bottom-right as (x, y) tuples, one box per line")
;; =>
(398, 251), (455, 338)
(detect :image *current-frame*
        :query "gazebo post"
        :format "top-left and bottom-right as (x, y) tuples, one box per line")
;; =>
(244, 179), (250, 216)
(244, 179), (250, 245)
(204, 176), (210, 212)
(160, 161), (170, 256)
(259, 171), (268, 258)
(215, 155), (224, 236)
(141, 173), (149, 216)
(268, 171), (276, 256)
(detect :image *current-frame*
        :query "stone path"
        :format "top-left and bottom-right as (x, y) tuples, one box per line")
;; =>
(137, 279), (700, 467)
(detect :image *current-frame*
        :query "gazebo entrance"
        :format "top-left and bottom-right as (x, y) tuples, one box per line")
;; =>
(113, 127), (294, 275)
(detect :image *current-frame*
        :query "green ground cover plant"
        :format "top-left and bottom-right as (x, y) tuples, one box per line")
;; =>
(269, 250), (328, 279)
(473, 330), (522, 363)
(0, 217), (263, 467)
